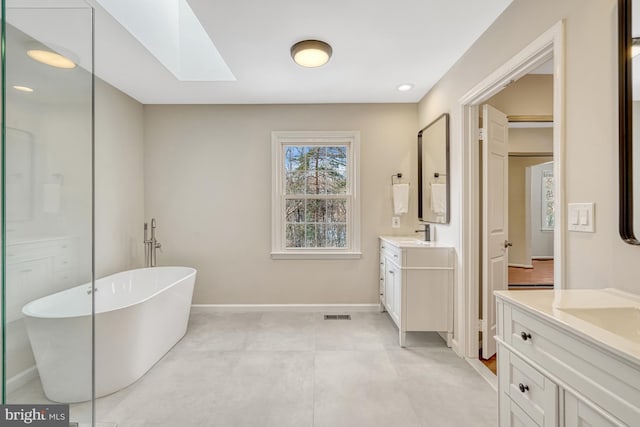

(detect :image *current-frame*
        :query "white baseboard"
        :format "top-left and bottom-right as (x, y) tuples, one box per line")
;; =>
(508, 263), (533, 269)
(191, 303), (380, 313)
(7, 365), (38, 394)
(467, 358), (498, 392)
(450, 338), (461, 357)
(532, 256), (554, 260)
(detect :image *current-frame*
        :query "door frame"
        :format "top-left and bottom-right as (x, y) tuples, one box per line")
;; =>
(458, 21), (565, 359)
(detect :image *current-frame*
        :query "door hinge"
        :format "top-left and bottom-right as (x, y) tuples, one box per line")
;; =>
(478, 128), (485, 141)
(478, 318), (486, 332)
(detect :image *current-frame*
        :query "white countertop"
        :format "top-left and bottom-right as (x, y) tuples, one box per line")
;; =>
(495, 289), (640, 366)
(379, 235), (453, 248)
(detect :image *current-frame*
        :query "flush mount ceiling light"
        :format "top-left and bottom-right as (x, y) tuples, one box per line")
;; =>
(27, 49), (76, 69)
(291, 40), (332, 68)
(397, 83), (414, 92)
(13, 85), (34, 93)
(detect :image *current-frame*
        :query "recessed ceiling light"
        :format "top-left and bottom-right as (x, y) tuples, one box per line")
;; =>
(27, 49), (76, 69)
(13, 85), (34, 93)
(397, 84), (414, 92)
(291, 40), (332, 68)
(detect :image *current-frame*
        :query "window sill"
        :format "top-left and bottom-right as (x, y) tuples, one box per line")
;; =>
(270, 251), (362, 260)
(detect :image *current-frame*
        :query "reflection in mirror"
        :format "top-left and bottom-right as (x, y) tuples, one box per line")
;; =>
(418, 113), (450, 224)
(620, 0), (640, 243)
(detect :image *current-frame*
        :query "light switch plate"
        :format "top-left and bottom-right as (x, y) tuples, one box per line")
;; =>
(568, 203), (595, 232)
(391, 216), (401, 228)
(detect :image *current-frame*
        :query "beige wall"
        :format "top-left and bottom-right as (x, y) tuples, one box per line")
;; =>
(508, 156), (552, 267)
(509, 128), (553, 154)
(144, 104), (418, 304)
(418, 0), (636, 292)
(486, 74), (553, 116)
(95, 79), (145, 278)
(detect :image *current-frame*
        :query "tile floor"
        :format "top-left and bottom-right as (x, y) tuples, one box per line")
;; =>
(11, 309), (497, 427)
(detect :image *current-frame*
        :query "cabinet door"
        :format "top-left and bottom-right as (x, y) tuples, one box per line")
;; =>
(392, 267), (401, 321)
(564, 392), (624, 427)
(384, 261), (400, 324)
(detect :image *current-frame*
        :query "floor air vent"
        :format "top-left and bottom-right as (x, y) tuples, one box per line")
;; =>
(324, 314), (351, 320)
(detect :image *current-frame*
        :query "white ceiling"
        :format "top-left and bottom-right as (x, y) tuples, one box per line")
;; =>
(7, 0), (514, 104)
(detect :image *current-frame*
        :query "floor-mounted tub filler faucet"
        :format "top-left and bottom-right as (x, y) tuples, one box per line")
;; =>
(144, 218), (162, 267)
(415, 223), (431, 242)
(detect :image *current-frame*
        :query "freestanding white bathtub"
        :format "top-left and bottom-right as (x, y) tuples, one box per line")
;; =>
(22, 266), (197, 403)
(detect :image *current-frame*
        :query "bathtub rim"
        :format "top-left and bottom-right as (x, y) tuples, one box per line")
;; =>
(21, 266), (197, 320)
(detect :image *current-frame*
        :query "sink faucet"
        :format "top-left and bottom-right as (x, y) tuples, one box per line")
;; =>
(415, 223), (431, 242)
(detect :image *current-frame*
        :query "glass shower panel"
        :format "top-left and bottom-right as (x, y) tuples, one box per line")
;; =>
(2, 2), (94, 425)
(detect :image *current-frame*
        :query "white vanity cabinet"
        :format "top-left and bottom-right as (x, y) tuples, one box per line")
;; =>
(378, 236), (454, 347)
(495, 291), (640, 427)
(5, 237), (78, 322)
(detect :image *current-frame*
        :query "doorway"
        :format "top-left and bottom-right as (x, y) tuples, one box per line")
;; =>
(508, 157), (555, 289)
(458, 21), (565, 368)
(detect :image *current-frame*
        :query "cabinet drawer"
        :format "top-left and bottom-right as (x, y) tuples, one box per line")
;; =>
(501, 304), (640, 426)
(53, 255), (73, 271)
(500, 392), (539, 427)
(499, 346), (557, 426)
(380, 241), (402, 264)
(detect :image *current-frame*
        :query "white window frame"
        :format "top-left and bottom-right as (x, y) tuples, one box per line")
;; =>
(271, 131), (361, 259)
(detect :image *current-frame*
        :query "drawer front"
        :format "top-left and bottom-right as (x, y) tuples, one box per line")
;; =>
(500, 303), (640, 426)
(53, 269), (76, 289)
(499, 346), (557, 426)
(380, 241), (402, 265)
(500, 392), (539, 427)
(379, 257), (385, 300)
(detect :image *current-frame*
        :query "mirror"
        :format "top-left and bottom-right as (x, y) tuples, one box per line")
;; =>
(619, 0), (640, 243)
(418, 113), (450, 224)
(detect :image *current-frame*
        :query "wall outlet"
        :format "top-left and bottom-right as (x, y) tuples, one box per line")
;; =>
(391, 216), (401, 228)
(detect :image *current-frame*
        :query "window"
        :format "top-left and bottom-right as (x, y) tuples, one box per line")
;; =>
(271, 131), (361, 259)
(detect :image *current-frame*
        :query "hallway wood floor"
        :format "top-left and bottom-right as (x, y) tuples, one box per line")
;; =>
(508, 259), (554, 287)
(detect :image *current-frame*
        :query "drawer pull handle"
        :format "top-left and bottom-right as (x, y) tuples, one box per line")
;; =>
(389, 270), (395, 275)
(518, 383), (529, 393)
(520, 331), (532, 341)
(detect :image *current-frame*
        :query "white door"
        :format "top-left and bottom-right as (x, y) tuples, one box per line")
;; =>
(482, 104), (509, 359)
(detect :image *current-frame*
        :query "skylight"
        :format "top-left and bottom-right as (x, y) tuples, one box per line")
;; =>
(95, 0), (235, 81)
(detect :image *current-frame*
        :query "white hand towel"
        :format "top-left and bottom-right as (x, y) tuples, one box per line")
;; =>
(430, 183), (446, 214)
(43, 183), (61, 214)
(392, 183), (410, 215)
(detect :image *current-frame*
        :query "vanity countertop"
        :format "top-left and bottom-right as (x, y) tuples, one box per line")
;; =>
(379, 235), (453, 248)
(495, 289), (640, 366)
